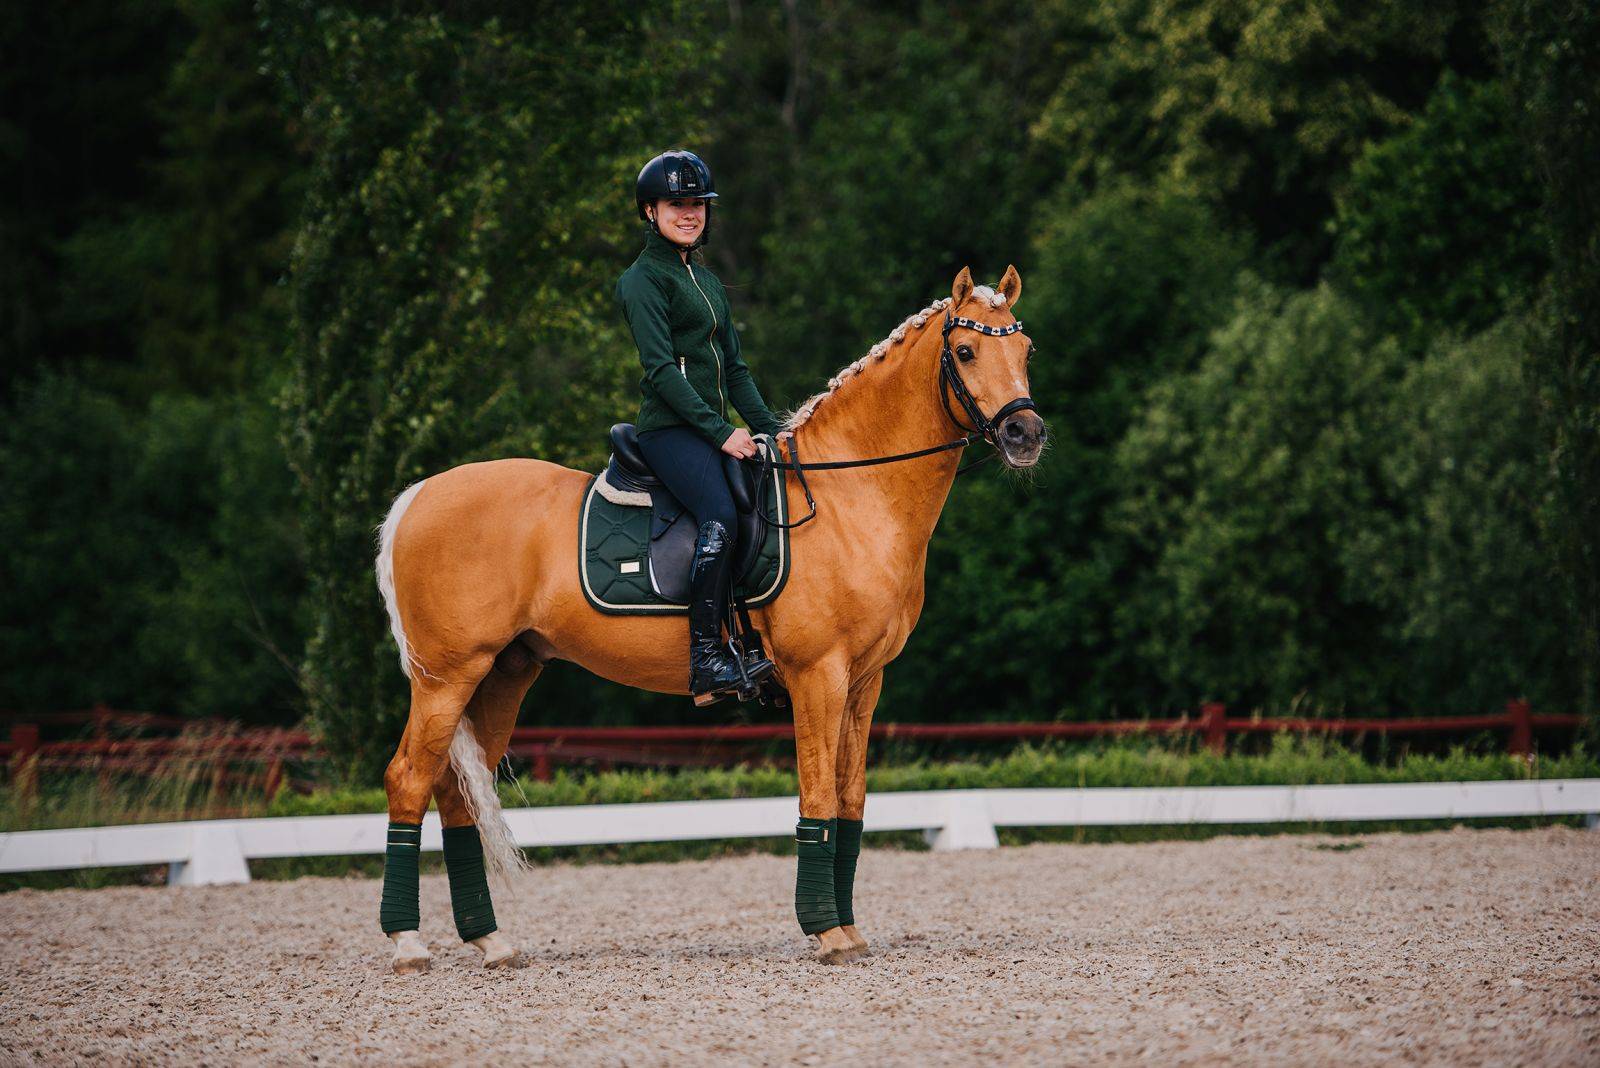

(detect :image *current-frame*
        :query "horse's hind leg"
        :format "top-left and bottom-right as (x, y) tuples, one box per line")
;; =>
(381, 669), (488, 975)
(434, 644), (542, 969)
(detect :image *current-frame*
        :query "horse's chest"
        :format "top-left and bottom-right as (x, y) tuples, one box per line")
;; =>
(841, 570), (926, 667)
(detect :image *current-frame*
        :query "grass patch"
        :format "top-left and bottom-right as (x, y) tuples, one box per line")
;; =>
(258, 736), (1600, 819)
(3, 737), (1594, 891)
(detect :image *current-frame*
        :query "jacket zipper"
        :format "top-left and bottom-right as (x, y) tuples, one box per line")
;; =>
(684, 262), (727, 418)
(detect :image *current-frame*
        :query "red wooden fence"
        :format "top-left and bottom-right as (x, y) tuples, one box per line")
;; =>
(499, 699), (1582, 779)
(3, 700), (1581, 791)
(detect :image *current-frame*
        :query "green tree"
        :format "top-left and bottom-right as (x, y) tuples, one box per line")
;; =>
(1, 1), (305, 721)
(137, 0), (300, 392)
(0, 375), (303, 718)
(1331, 72), (1546, 349)
(264, 4), (717, 772)
(0, 2), (186, 384)
(1113, 280), (1409, 710)
(0, 376), (148, 709)
(1495, 0), (1600, 722)
(1031, 0), (1485, 278)
(3, 0), (294, 396)
(1113, 281), (1574, 712)
(135, 381), (307, 722)
(1363, 317), (1571, 710)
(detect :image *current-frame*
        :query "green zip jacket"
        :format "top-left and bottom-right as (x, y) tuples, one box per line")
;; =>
(615, 228), (783, 446)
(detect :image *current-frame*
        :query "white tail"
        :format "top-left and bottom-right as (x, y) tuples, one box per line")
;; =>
(449, 720), (532, 885)
(376, 479), (526, 884)
(375, 480), (428, 679)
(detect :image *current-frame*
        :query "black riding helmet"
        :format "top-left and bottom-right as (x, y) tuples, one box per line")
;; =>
(636, 149), (718, 250)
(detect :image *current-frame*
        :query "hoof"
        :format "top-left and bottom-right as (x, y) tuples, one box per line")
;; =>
(389, 930), (431, 975)
(840, 924), (871, 957)
(470, 931), (519, 969)
(813, 926), (864, 965)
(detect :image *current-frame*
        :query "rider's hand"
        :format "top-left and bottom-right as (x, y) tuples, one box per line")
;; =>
(720, 427), (759, 459)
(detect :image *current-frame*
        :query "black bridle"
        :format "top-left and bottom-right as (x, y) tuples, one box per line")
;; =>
(937, 310), (1037, 442)
(758, 308), (1037, 529)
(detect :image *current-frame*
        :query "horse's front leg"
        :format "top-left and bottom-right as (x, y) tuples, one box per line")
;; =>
(832, 670), (882, 958)
(789, 659), (862, 964)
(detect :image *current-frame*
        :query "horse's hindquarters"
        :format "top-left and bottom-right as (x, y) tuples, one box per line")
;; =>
(388, 458), (588, 678)
(388, 457), (693, 696)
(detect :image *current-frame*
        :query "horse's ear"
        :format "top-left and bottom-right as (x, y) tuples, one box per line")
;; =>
(999, 264), (1021, 308)
(951, 267), (974, 308)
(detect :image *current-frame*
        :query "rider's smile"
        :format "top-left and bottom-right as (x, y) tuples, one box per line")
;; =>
(650, 198), (706, 249)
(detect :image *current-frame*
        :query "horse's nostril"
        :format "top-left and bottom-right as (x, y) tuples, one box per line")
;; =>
(1004, 421), (1026, 440)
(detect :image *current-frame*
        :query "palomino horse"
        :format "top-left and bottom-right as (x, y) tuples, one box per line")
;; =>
(375, 266), (1044, 972)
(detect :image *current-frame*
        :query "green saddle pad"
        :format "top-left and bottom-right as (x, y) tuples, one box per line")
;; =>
(578, 463), (792, 615)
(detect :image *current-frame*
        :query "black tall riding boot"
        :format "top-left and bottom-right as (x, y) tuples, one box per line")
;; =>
(688, 520), (774, 703)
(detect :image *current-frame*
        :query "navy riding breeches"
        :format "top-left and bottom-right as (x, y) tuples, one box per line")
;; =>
(635, 425), (738, 540)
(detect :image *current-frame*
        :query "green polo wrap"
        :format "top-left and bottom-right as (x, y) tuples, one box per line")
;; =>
(833, 818), (863, 928)
(442, 824), (498, 942)
(794, 817), (839, 935)
(379, 822), (422, 933)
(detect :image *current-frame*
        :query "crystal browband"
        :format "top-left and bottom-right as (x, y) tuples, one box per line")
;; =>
(945, 316), (1024, 336)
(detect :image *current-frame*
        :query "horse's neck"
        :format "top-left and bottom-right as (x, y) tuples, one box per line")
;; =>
(788, 324), (963, 548)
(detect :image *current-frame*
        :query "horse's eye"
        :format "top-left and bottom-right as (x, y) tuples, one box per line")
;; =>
(956, 345), (975, 363)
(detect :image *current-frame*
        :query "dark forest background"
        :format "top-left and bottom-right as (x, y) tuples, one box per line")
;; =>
(3, 0), (1596, 773)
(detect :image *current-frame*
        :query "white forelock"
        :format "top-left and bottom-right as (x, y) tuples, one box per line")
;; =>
(971, 284), (1009, 308)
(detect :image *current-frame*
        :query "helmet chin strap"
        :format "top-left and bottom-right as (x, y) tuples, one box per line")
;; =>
(645, 204), (713, 252)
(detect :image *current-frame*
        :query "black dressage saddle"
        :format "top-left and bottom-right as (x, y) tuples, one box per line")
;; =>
(605, 423), (767, 604)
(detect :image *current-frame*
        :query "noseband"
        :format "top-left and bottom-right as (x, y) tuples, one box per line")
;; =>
(938, 310), (1037, 443)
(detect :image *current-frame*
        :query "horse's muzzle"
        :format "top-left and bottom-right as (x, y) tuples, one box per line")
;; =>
(998, 410), (1046, 468)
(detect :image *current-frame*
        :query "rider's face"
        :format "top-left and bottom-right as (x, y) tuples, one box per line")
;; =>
(650, 198), (706, 247)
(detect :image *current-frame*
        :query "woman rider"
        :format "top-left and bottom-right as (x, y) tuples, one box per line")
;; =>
(615, 149), (782, 704)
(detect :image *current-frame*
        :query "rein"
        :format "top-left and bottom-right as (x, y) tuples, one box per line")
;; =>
(757, 309), (1033, 530)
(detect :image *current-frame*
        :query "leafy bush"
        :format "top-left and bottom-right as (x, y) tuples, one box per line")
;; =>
(1494, 0), (1600, 725)
(1030, 0), (1472, 277)
(0, 375), (302, 718)
(1113, 282), (1574, 711)
(1364, 317), (1571, 709)
(1331, 73), (1547, 348)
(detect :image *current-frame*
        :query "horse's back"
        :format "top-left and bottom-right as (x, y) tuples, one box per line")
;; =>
(412, 457), (587, 521)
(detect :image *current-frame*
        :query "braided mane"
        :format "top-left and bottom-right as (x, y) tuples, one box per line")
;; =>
(783, 284), (1010, 432)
